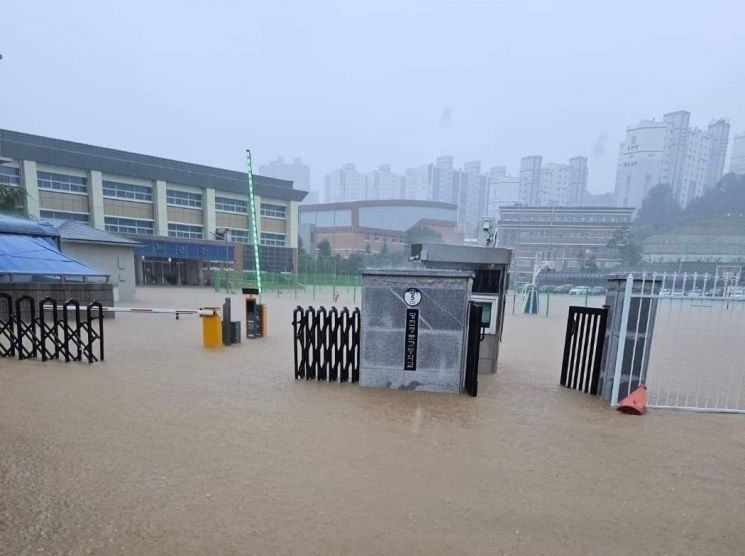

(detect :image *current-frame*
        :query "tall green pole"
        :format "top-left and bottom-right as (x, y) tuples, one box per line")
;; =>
(245, 150), (262, 294)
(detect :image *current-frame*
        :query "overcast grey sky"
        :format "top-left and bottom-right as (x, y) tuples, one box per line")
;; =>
(2, 0), (744, 193)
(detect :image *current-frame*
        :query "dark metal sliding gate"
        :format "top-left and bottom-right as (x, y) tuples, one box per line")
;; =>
(560, 305), (608, 395)
(463, 303), (482, 397)
(0, 293), (105, 364)
(292, 306), (360, 382)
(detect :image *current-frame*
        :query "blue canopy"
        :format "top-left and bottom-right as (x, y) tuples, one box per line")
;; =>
(0, 234), (104, 276)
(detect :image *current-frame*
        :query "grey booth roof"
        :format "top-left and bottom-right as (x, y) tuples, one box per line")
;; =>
(413, 243), (513, 266)
(0, 129), (308, 202)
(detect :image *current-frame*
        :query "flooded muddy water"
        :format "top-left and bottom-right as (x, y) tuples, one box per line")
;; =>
(2, 287), (744, 555)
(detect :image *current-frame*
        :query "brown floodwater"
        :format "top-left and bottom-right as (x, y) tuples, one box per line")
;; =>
(1, 287), (744, 555)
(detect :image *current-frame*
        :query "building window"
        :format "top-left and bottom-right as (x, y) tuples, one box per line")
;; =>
(40, 210), (90, 223)
(260, 203), (286, 218)
(105, 216), (154, 235)
(37, 171), (87, 194)
(228, 229), (249, 243)
(103, 180), (153, 202)
(215, 196), (248, 213)
(166, 189), (202, 208)
(168, 223), (203, 239)
(260, 232), (286, 246)
(0, 166), (21, 186)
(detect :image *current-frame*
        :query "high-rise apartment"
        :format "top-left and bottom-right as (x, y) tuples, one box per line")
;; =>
(568, 157), (589, 205)
(518, 155), (588, 207)
(729, 133), (745, 175)
(487, 167), (519, 221)
(324, 163), (367, 202)
(539, 163), (571, 206)
(614, 120), (667, 209)
(706, 119), (730, 189)
(614, 111), (730, 208)
(258, 157), (310, 191)
(458, 161), (488, 234)
(366, 164), (405, 200)
(519, 156), (542, 205)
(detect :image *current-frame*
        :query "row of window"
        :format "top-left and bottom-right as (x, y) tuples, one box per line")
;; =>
(260, 203), (286, 218)
(38, 211), (287, 247)
(261, 232), (286, 246)
(37, 171), (87, 193)
(167, 189), (202, 208)
(29, 174), (287, 221)
(503, 215), (628, 223)
(215, 196), (247, 213)
(363, 234), (405, 244)
(215, 197), (287, 219)
(168, 222), (204, 239)
(105, 217), (155, 235)
(103, 180), (153, 202)
(40, 210), (90, 223)
(0, 166), (20, 186)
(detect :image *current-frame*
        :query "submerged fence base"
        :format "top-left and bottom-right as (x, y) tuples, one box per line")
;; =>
(0, 293), (104, 364)
(292, 306), (360, 382)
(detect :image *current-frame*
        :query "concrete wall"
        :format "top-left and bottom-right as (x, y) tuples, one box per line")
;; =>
(60, 242), (137, 301)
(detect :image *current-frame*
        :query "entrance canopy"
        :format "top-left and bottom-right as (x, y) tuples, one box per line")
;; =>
(0, 234), (105, 277)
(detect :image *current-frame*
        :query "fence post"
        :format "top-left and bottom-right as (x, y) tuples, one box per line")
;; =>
(610, 274), (634, 407)
(0, 293), (16, 358)
(545, 291), (550, 318)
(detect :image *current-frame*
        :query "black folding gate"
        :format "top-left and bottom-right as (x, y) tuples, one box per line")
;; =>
(0, 293), (104, 364)
(292, 306), (360, 382)
(560, 305), (608, 395)
(463, 303), (482, 397)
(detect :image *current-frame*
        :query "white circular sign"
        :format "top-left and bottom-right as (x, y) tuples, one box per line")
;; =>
(404, 287), (422, 307)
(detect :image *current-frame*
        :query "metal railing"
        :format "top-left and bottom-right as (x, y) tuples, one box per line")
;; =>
(0, 293), (104, 364)
(610, 272), (745, 413)
(292, 306), (360, 382)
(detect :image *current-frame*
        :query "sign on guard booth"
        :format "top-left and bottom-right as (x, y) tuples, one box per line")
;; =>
(359, 269), (474, 394)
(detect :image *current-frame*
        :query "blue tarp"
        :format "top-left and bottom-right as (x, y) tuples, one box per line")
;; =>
(0, 234), (104, 275)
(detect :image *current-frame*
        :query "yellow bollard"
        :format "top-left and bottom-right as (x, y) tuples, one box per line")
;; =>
(200, 308), (222, 349)
(260, 304), (268, 337)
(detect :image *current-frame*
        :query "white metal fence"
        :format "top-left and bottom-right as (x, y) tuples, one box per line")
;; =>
(611, 271), (745, 413)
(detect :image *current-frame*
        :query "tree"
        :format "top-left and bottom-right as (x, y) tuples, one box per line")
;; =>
(634, 183), (681, 238)
(380, 241), (389, 255)
(317, 239), (331, 257)
(364, 242), (371, 255)
(685, 173), (745, 218)
(0, 184), (26, 215)
(607, 227), (642, 269)
(404, 225), (442, 246)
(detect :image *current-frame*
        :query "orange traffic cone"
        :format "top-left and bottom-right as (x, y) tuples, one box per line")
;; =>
(617, 384), (647, 415)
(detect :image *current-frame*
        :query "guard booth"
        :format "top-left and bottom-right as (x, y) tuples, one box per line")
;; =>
(410, 243), (512, 374)
(359, 269), (481, 395)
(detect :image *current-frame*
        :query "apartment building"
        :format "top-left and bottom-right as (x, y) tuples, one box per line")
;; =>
(730, 133), (745, 175)
(516, 155), (588, 207)
(614, 111), (730, 209)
